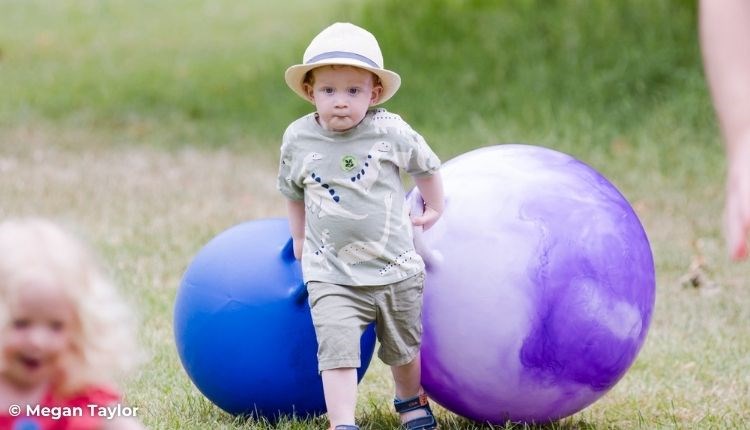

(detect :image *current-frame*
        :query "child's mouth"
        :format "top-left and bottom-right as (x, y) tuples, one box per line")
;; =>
(20, 356), (42, 370)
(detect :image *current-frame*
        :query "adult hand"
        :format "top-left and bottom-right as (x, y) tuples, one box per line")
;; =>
(725, 142), (750, 260)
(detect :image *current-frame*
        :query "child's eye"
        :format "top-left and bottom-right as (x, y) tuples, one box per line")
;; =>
(48, 320), (66, 332)
(348, 88), (360, 95)
(12, 319), (30, 329)
(322, 87), (334, 95)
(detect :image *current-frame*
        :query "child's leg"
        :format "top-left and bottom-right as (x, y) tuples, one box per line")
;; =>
(322, 367), (358, 428)
(307, 281), (375, 429)
(391, 352), (421, 399)
(391, 353), (429, 424)
(377, 274), (436, 428)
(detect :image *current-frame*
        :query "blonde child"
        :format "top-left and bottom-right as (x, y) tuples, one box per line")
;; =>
(278, 23), (443, 430)
(0, 218), (145, 430)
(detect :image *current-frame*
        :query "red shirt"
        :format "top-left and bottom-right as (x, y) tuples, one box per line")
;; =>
(0, 386), (119, 430)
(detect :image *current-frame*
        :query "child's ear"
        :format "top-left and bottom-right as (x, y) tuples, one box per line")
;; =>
(303, 83), (315, 103)
(370, 84), (383, 105)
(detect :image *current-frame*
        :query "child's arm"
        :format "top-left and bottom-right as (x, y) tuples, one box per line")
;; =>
(411, 172), (444, 231)
(287, 199), (306, 260)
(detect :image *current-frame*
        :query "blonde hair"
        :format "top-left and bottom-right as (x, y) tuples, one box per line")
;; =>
(0, 218), (142, 395)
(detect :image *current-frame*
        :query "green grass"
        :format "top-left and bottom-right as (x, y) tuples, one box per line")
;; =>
(1, 122), (748, 429)
(0, 0), (715, 157)
(1, 0), (749, 428)
(0, 0), (361, 148)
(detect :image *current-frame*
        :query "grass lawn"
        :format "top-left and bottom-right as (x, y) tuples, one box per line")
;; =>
(1, 0), (749, 428)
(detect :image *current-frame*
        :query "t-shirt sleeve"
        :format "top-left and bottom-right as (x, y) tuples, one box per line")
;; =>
(277, 131), (305, 201)
(401, 128), (441, 177)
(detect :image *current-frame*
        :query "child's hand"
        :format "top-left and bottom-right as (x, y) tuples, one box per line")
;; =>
(412, 173), (444, 232)
(293, 239), (303, 260)
(411, 205), (442, 231)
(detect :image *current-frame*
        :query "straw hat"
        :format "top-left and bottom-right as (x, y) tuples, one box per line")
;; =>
(284, 22), (402, 105)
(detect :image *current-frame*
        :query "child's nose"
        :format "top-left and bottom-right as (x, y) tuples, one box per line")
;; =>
(26, 327), (53, 348)
(334, 96), (348, 108)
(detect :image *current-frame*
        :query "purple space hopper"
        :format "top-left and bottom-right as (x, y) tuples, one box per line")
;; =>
(409, 144), (655, 424)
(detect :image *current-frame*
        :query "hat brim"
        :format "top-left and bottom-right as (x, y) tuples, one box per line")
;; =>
(285, 58), (401, 106)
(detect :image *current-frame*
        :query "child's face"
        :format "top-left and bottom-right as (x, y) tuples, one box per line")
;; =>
(1, 282), (75, 390)
(304, 66), (382, 132)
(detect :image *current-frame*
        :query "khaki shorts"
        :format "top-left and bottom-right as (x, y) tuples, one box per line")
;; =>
(306, 272), (425, 371)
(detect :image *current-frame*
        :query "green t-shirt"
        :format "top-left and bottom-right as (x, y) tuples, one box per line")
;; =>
(278, 108), (441, 285)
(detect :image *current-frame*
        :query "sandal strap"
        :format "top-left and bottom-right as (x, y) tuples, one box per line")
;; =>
(394, 393), (438, 430)
(394, 392), (430, 413)
(401, 415), (437, 430)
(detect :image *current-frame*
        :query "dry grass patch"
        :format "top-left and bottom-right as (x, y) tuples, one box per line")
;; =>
(2, 127), (750, 428)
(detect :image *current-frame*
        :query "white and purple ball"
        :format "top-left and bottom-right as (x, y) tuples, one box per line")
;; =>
(410, 144), (655, 424)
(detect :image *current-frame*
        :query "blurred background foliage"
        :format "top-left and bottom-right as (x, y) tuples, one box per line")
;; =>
(0, 0), (715, 161)
(361, 0), (707, 154)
